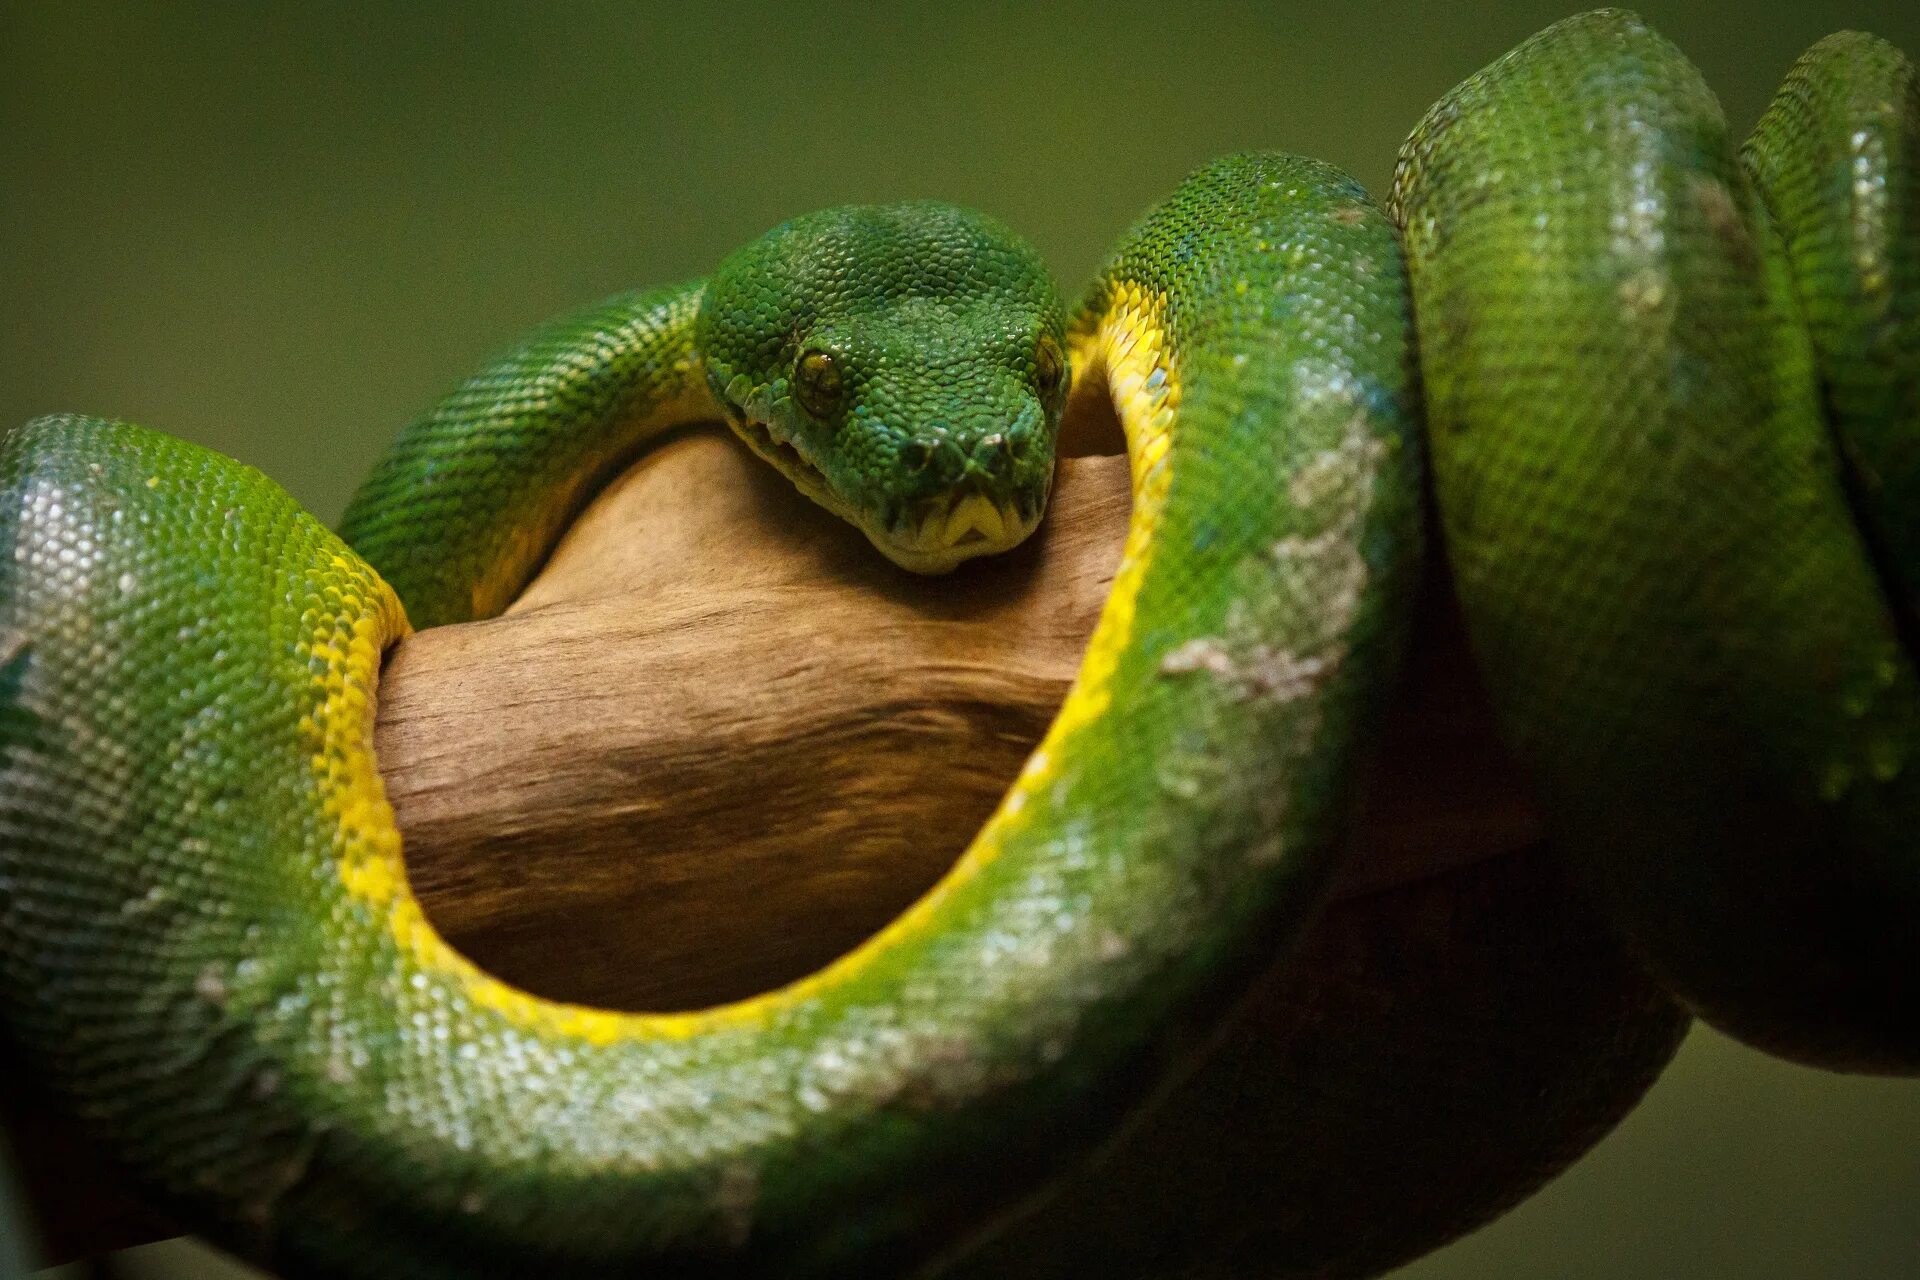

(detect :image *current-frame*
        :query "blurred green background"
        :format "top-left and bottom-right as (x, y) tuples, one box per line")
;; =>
(6, 1), (1919, 1276)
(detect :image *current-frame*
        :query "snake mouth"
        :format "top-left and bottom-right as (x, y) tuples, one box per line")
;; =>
(871, 489), (1039, 574)
(732, 413), (840, 512)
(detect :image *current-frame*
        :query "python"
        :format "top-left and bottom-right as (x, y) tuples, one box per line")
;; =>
(0, 9), (1913, 1278)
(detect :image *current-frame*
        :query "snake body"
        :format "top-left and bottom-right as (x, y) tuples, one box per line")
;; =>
(0, 9), (1913, 1277)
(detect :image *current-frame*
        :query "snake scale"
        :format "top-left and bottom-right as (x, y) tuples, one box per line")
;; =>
(1, 9), (1915, 1278)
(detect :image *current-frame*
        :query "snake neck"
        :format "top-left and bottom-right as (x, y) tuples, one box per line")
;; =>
(338, 280), (717, 629)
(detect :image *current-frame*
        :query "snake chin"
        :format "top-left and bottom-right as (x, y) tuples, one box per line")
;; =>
(868, 489), (1040, 574)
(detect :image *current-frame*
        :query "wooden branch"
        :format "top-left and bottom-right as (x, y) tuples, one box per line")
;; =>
(385, 428), (1123, 1010)
(381, 425), (1540, 1011)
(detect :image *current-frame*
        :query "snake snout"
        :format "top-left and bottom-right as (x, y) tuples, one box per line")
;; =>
(904, 421), (1031, 486)
(901, 430), (1010, 489)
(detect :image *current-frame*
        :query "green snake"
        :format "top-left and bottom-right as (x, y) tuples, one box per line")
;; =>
(1, 9), (1915, 1277)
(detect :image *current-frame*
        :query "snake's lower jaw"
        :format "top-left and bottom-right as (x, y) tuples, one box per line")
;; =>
(868, 491), (1042, 574)
(733, 413), (1040, 572)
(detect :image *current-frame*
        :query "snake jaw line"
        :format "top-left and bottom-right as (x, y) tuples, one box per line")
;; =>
(729, 407), (836, 504)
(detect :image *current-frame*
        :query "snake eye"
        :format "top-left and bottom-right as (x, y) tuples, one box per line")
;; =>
(1034, 338), (1066, 399)
(795, 350), (844, 419)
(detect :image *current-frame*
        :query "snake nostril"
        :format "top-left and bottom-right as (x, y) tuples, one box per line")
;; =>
(974, 433), (1013, 477)
(901, 439), (935, 471)
(935, 438), (969, 482)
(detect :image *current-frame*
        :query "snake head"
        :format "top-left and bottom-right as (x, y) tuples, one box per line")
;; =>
(698, 202), (1067, 574)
